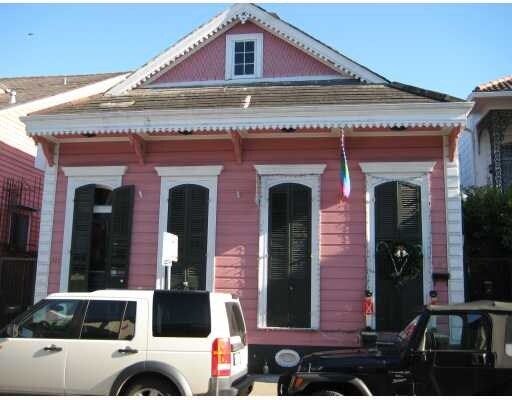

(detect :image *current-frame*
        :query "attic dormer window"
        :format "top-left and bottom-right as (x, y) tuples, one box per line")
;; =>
(225, 33), (263, 80)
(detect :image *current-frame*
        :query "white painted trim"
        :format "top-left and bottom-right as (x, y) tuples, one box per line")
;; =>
(23, 101), (473, 137)
(360, 161), (435, 329)
(34, 144), (60, 302)
(467, 90), (512, 100)
(62, 166), (128, 177)
(145, 75), (346, 89)
(59, 166), (127, 292)
(360, 161), (436, 175)
(155, 165), (223, 177)
(443, 136), (465, 304)
(225, 33), (263, 80)
(254, 164), (326, 176)
(256, 166), (323, 330)
(154, 166), (223, 291)
(107, 4), (385, 95)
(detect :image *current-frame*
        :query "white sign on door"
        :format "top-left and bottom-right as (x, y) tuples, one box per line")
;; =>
(162, 232), (178, 267)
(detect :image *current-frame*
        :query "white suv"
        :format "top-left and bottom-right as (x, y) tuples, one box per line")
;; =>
(0, 290), (252, 396)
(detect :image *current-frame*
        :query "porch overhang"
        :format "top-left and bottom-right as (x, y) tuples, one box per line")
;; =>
(23, 102), (473, 137)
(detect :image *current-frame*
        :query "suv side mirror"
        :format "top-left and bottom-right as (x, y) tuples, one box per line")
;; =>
(6, 323), (19, 338)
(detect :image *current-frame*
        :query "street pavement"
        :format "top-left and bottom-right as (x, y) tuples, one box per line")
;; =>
(250, 374), (279, 396)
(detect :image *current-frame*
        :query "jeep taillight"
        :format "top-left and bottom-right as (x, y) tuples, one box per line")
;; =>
(212, 338), (231, 377)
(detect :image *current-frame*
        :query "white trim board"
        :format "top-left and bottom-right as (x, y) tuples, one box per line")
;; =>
(107, 4), (386, 95)
(33, 144), (60, 302)
(24, 101), (473, 137)
(59, 166), (127, 292)
(443, 136), (465, 303)
(145, 75), (345, 89)
(154, 165), (223, 291)
(255, 164), (325, 330)
(360, 161), (435, 329)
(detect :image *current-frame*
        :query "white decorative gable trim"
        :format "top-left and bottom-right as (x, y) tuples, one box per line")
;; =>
(154, 165), (223, 291)
(255, 164), (325, 330)
(360, 161), (435, 329)
(107, 4), (386, 95)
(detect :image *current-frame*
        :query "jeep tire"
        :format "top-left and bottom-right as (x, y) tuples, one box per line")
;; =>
(123, 376), (178, 396)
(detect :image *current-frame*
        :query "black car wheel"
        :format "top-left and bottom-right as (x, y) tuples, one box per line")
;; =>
(123, 376), (178, 396)
(312, 389), (343, 396)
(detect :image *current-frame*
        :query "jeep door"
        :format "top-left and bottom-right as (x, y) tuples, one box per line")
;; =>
(64, 299), (147, 395)
(0, 299), (84, 394)
(412, 312), (490, 395)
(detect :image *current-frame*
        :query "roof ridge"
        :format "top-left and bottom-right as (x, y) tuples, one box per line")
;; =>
(389, 81), (463, 102)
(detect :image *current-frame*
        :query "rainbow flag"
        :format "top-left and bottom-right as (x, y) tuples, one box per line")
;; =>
(339, 129), (351, 201)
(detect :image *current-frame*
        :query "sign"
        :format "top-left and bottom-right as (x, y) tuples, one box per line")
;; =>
(162, 232), (178, 267)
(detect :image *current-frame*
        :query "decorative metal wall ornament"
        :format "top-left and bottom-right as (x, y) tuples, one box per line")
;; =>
(376, 240), (423, 287)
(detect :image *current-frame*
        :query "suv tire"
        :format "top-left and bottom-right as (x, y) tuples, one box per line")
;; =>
(123, 376), (179, 396)
(312, 389), (343, 396)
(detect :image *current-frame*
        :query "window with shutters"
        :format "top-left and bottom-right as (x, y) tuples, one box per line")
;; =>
(267, 183), (312, 328)
(501, 144), (512, 190)
(68, 184), (134, 292)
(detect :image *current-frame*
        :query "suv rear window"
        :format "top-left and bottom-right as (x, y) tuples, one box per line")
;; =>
(225, 302), (246, 343)
(153, 291), (211, 337)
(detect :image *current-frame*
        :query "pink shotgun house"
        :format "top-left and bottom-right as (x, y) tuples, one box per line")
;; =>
(24, 4), (473, 372)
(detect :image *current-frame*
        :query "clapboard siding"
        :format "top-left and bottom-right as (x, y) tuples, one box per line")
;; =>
(46, 134), (449, 347)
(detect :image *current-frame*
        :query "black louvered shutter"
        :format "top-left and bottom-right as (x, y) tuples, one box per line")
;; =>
(375, 181), (422, 331)
(501, 144), (512, 190)
(267, 183), (311, 328)
(106, 185), (135, 289)
(168, 185), (208, 290)
(68, 184), (95, 292)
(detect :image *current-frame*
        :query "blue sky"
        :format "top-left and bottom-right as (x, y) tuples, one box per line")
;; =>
(1, 3), (510, 99)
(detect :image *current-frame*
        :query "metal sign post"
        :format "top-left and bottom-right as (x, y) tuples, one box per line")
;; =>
(162, 232), (178, 290)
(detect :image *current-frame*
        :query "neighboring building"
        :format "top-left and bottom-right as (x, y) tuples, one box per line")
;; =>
(0, 72), (127, 325)
(459, 75), (512, 189)
(23, 4), (472, 371)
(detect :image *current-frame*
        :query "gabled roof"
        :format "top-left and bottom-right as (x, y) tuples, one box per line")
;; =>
(0, 72), (127, 109)
(108, 3), (387, 95)
(474, 75), (512, 92)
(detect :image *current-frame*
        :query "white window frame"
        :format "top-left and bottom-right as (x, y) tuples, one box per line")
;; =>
(255, 164), (326, 330)
(154, 166), (223, 291)
(225, 33), (263, 80)
(60, 166), (127, 292)
(360, 161), (436, 329)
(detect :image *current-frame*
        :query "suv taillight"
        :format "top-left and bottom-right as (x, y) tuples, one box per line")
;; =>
(212, 338), (231, 377)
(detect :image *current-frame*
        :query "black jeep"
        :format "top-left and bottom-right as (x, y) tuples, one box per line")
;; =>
(279, 301), (512, 395)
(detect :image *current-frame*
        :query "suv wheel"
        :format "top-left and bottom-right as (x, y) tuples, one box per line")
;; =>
(312, 389), (343, 396)
(123, 376), (178, 396)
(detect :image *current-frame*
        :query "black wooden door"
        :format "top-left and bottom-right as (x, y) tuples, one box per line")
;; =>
(168, 184), (209, 290)
(267, 183), (311, 328)
(68, 184), (95, 292)
(375, 181), (423, 331)
(106, 185), (135, 289)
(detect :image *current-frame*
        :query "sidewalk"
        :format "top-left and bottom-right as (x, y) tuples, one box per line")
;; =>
(250, 374), (279, 396)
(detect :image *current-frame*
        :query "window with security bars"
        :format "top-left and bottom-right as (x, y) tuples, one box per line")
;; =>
(233, 40), (255, 76)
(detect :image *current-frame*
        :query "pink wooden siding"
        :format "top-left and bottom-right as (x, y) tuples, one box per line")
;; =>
(151, 22), (342, 84)
(0, 141), (43, 250)
(48, 135), (447, 348)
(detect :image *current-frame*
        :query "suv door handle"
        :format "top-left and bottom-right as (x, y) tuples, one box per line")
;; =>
(43, 345), (62, 352)
(118, 347), (138, 354)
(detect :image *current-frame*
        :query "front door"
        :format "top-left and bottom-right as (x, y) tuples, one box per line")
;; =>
(0, 299), (83, 394)
(375, 181), (423, 331)
(168, 184), (209, 290)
